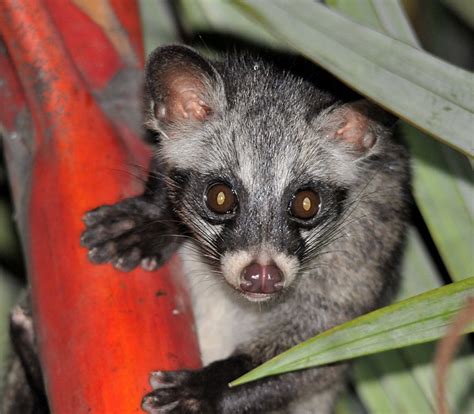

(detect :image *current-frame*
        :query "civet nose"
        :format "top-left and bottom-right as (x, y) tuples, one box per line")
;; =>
(240, 263), (283, 294)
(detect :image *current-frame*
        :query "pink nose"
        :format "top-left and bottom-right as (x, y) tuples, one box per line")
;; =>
(240, 263), (283, 294)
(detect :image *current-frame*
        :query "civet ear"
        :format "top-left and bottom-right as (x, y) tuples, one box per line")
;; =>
(145, 45), (226, 131)
(321, 100), (396, 154)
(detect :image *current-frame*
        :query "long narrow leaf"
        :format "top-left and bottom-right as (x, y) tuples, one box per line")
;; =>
(0, 268), (21, 384)
(328, 0), (420, 46)
(230, 278), (474, 386)
(400, 231), (474, 411)
(365, 351), (434, 413)
(179, 0), (281, 48)
(404, 124), (474, 280)
(231, 0), (474, 156)
(369, 0), (420, 46)
(139, 0), (180, 54)
(326, 0), (385, 32)
(351, 228), (474, 414)
(442, 0), (474, 29)
(327, 2), (474, 411)
(328, 0), (473, 282)
(352, 362), (399, 414)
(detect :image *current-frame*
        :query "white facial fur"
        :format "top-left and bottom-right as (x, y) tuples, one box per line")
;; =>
(220, 245), (300, 302)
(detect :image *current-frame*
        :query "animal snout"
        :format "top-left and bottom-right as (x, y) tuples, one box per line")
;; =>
(240, 263), (283, 294)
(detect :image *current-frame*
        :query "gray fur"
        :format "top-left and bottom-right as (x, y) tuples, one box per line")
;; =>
(143, 47), (411, 413)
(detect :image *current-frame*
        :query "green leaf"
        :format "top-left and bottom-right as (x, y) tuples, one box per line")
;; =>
(398, 232), (474, 412)
(139, 0), (180, 54)
(350, 231), (440, 414)
(231, 0), (474, 156)
(403, 124), (474, 280)
(327, 0), (474, 282)
(361, 350), (434, 413)
(178, 0), (281, 48)
(325, 0), (385, 32)
(352, 230), (472, 414)
(352, 362), (399, 414)
(230, 278), (474, 387)
(334, 388), (366, 414)
(442, 0), (474, 29)
(327, 0), (420, 46)
(0, 268), (21, 384)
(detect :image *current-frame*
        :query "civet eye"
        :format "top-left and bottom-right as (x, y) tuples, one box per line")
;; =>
(206, 183), (237, 214)
(290, 189), (321, 220)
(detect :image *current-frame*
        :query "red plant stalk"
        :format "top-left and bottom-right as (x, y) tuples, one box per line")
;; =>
(0, 0), (201, 412)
